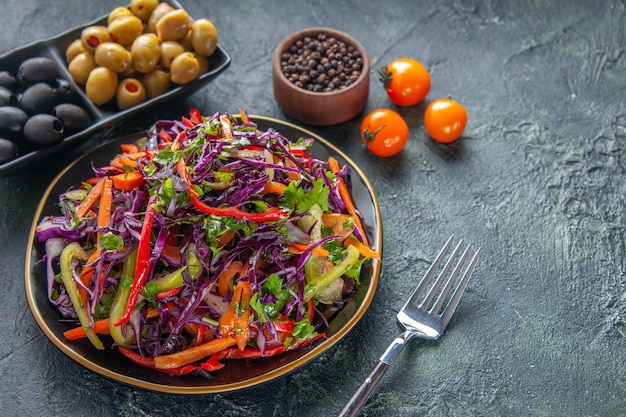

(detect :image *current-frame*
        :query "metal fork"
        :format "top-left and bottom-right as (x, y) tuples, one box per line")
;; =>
(337, 235), (481, 417)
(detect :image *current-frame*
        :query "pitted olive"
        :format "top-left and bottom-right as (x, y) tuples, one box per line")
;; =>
(0, 71), (17, 90)
(0, 87), (17, 107)
(52, 103), (91, 132)
(0, 106), (29, 140)
(19, 83), (59, 114)
(95, 42), (132, 73)
(23, 114), (64, 147)
(116, 78), (146, 110)
(68, 52), (97, 85)
(18, 57), (59, 85)
(142, 68), (171, 99)
(130, 0), (159, 22)
(190, 19), (218, 57)
(156, 9), (192, 41)
(81, 26), (111, 54)
(108, 14), (143, 46)
(0, 138), (18, 163)
(55, 78), (78, 102)
(170, 52), (201, 84)
(108, 6), (134, 24)
(65, 39), (86, 63)
(131, 33), (162, 74)
(147, 2), (174, 33)
(159, 40), (184, 69)
(86, 67), (118, 105)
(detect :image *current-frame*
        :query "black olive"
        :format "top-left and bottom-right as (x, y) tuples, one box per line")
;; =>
(0, 71), (17, 90)
(17, 57), (59, 85)
(0, 138), (18, 163)
(52, 103), (90, 132)
(23, 114), (64, 147)
(0, 86), (17, 106)
(19, 82), (59, 114)
(55, 78), (78, 102)
(0, 106), (29, 140)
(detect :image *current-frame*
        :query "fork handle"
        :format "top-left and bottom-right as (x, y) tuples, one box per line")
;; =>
(336, 360), (389, 417)
(337, 334), (409, 417)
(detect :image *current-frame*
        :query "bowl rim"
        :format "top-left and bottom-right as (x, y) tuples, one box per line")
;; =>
(272, 26), (370, 98)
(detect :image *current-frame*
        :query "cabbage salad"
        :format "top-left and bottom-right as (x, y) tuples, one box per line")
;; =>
(36, 109), (379, 377)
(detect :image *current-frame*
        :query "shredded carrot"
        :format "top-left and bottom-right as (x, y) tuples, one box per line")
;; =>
(328, 156), (369, 247)
(262, 181), (287, 195)
(112, 171), (144, 190)
(153, 336), (238, 369)
(238, 107), (249, 124)
(97, 178), (113, 251)
(64, 318), (110, 340)
(288, 243), (330, 258)
(344, 236), (380, 259)
(110, 155), (138, 170)
(65, 309), (159, 341)
(217, 260), (243, 297)
(78, 177), (113, 304)
(75, 177), (105, 218)
(120, 143), (139, 154)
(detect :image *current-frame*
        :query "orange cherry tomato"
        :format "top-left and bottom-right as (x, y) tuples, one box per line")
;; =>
(378, 58), (431, 106)
(360, 109), (409, 157)
(424, 98), (467, 143)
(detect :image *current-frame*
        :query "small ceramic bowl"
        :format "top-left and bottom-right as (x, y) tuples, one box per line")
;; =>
(272, 27), (370, 126)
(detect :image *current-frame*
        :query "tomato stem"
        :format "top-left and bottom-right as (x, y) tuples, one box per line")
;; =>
(362, 125), (385, 143)
(377, 66), (392, 87)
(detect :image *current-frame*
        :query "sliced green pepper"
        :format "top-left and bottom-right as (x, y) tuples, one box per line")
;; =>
(109, 250), (137, 347)
(304, 244), (360, 302)
(59, 242), (104, 350)
(149, 249), (202, 293)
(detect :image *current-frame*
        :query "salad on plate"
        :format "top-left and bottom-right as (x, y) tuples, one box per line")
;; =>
(35, 109), (379, 377)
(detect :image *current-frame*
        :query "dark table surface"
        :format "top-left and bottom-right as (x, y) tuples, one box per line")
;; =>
(1, 1), (624, 416)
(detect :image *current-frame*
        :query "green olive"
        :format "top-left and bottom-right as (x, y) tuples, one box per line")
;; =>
(81, 26), (110, 54)
(86, 66), (118, 105)
(159, 40), (184, 69)
(131, 33), (162, 73)
(179, 29), (193, 51)
(190, 19), (218, 57)
(107, 6), (133, 25)
(142, 67), (171, 99)
(65, 39), (86, 63)
(119, 66), (140, 80)
(68, 52), (97, 85)
(116, 78), (146, 110)
(130, 0), (159, 22)
(147, 2), (174, 33)
(94, 42), (132, 73)
(193, 52), (209, 75)
(156, 9), (192, 41)
(108, 15), (144, 46)
(170, 52), (200, 84)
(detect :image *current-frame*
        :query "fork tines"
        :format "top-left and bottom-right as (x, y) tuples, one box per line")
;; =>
(409, 235), (481, 319)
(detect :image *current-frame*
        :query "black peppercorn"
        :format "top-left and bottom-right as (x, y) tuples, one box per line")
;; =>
(280, 32), (363, 92)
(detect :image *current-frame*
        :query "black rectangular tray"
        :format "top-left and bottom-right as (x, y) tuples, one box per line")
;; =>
(0, 0), (230, 177)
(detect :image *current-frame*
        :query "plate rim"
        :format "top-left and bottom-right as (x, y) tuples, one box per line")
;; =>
(24, 115), (382, 394)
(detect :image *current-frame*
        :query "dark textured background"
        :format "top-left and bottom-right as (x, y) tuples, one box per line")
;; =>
(1, 1), (624, 416)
